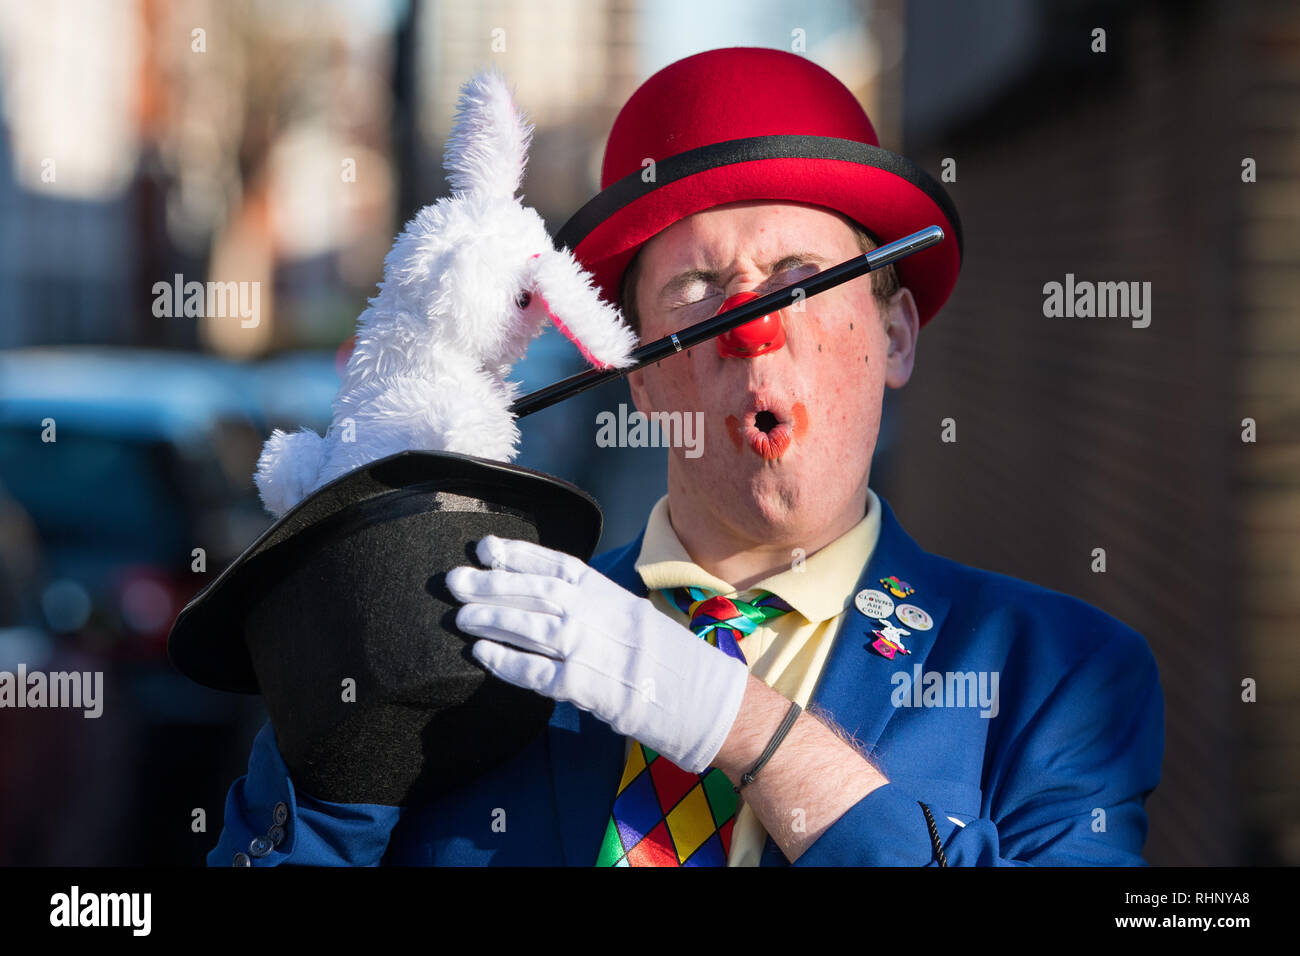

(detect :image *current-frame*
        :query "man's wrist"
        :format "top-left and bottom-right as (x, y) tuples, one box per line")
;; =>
(711, 674), (793, 783)
(709, 675), (890, 861)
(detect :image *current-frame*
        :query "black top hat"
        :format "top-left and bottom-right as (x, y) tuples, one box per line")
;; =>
(168, 450), (603, 807)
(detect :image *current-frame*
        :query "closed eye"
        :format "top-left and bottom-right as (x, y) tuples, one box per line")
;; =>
(763, 262), (821, 291)
(660, 255), (827, 316)
(667, 278), (722, 309)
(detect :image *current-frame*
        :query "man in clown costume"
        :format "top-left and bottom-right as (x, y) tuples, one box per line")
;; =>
(211, 47), (1164, 867)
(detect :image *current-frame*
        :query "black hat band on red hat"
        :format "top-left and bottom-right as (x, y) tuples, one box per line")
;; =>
(556, 134), (964, 258)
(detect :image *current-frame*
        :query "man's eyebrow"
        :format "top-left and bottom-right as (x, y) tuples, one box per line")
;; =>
(655, 251), (832, 304)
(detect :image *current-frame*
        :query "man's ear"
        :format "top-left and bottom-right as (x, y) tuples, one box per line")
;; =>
(884, 286), (920, 389)
(627, 365), (655, 417)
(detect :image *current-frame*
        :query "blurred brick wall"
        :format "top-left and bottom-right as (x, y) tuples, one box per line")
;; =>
(1233, 1), (1300, 866)
(880, 0), (1298, 864)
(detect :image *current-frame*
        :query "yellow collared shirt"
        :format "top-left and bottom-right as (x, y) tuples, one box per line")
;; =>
(631, 489), (883, 866)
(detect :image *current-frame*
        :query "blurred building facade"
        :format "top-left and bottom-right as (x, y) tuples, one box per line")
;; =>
(884, 0), (1299, 864)
(414, 0), (641, 225)
(0, 0), (402, 354)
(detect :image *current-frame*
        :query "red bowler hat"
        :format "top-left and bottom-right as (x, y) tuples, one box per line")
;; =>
(554, 47), (963, 328)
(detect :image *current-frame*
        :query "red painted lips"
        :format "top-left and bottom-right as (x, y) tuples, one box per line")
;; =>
(725, 396), (809, 460)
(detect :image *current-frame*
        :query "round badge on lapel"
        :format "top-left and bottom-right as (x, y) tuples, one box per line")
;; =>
(854, 588), (895, 620)
(895, 604), (933, 631)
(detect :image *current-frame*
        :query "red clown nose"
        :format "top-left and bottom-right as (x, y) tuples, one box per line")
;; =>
(715, 291), (786, 357)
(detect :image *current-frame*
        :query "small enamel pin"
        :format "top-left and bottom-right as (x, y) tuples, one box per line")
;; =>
(870, 620), (912, 659)
(880, 575), (915, 599)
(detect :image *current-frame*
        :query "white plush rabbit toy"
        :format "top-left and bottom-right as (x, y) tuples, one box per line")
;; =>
(253, 66), (637, 518)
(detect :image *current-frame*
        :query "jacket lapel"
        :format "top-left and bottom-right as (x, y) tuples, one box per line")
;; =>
(548, 532), (646, 865)
(806, 495), (953, 758)
(757, 496), (953, 865)
(546, 702), (626, 865)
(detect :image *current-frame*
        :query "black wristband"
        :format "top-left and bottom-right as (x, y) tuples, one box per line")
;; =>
(735, 700), (802, 792)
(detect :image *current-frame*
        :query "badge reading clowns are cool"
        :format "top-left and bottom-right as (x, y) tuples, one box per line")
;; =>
(854, 589), (895, 620)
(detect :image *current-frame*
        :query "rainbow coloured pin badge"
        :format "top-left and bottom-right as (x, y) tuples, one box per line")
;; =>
(879, 575), (915, 599)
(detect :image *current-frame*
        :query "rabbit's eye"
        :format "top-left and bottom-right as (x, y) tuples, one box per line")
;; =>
(515, 291), (532, 309)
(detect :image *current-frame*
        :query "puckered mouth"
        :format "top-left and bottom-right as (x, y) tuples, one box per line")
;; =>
(737, 391), (798, 460)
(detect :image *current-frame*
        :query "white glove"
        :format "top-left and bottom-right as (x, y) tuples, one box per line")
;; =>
(445, 535), (751, 774)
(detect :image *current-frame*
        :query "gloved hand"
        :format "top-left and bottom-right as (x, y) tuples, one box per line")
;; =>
(445, 535), (751, 773)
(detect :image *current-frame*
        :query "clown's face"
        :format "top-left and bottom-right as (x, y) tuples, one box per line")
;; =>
(627, 200), (919, 583)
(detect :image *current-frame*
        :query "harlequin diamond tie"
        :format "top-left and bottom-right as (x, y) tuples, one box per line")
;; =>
(595, 586), (795, 867)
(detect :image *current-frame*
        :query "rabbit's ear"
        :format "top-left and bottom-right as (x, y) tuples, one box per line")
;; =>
(443, 66), (533, 201)
(532, 249), (638, 370)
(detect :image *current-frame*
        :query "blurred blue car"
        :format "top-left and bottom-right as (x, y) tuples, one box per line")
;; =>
(0, 348), (274, 644)
(0, 346), (343, 864)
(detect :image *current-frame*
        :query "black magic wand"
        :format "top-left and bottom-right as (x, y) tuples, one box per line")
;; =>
(510, 225), (945, 419)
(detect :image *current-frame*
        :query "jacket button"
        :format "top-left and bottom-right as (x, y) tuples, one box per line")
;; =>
(232, 852), (252, 867)
(273, 802), (289, 826)
(249, 836), (273, 858)
(268, 825), (285, 847)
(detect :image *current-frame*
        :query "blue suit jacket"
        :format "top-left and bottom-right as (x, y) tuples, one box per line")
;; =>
(209, 494), (1164, 866)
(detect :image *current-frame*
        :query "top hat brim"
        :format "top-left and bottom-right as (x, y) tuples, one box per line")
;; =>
(168, 450), (603, 696)
(555, 135), (963, 326)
